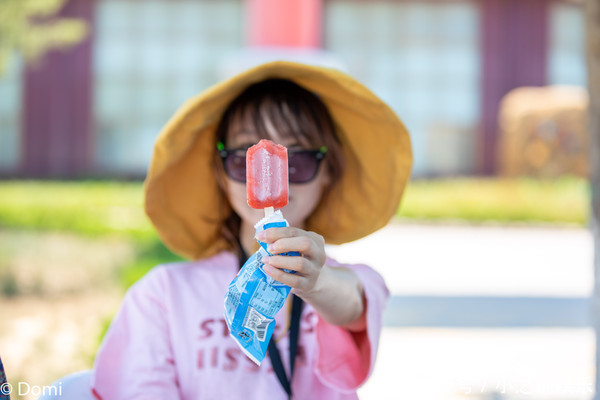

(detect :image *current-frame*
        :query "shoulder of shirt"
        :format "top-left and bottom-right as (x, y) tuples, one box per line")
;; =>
(325, 254), (387, 289)
(130, 250), (238, 290)
(325, 254), (369, 269)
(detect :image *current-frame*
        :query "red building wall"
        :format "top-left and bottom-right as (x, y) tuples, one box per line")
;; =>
(21, 0), (94, 178)
(247, 0), (322, 47)
(480, 0), (549, 175)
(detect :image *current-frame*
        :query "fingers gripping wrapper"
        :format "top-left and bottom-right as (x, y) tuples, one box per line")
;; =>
(224, 211), (298, 365)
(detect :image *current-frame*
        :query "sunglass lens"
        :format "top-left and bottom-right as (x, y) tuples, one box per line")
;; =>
(223, 150), (322, 183)
(224, 153), (246, 182)
(289, 152), (319, 183)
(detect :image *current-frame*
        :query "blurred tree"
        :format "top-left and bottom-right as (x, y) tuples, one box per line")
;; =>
(0, 0), (88, 76)
(589, 0), (600, 398)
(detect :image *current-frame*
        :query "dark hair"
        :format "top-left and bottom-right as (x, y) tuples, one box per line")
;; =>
(213, 79), (345, 259)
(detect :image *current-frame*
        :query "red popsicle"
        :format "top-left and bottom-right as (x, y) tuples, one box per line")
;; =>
(246, 139), (289, 211)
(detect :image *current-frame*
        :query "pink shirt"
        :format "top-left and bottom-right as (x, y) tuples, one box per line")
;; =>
(91, 251), (389, 399)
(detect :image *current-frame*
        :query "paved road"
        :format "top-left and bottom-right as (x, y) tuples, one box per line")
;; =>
(325, 222), (595, 400)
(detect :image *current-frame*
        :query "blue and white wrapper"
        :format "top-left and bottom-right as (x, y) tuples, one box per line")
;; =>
(224, 210), (299, 365)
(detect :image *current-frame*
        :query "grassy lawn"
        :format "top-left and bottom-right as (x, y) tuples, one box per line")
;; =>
(0, 177), (589, 234)
(398, 177), (589, 226)
(0, 180), (153, 238)
(0, 181), (177, 290)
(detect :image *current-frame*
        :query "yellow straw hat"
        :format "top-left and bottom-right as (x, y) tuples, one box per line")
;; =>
(144, 61), (412, 260)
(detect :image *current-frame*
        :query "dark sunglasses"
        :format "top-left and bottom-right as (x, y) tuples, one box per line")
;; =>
(217, 141), (327, 184)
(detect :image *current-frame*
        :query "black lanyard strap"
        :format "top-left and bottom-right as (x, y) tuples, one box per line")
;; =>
(268, 294), (303, 400)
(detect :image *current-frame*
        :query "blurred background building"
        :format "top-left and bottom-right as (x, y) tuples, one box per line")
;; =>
(0, 0), (587, 179)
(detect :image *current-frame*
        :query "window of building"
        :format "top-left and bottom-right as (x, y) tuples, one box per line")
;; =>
(94, 0), (243, 175)
(548, 2), (586, 87)
(324, 0), (481, 176)
(0, 56), (23, 172)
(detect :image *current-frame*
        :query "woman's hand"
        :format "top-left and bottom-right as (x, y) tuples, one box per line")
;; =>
(257, 226), (326, 297)
(257, 227), (366, 331)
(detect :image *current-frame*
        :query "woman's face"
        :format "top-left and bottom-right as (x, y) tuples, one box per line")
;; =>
(222, 116), (330, 230)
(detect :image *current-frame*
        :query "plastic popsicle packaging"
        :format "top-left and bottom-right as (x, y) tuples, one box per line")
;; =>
(224, 210), (299, 365)
(246, 139), (289, 210)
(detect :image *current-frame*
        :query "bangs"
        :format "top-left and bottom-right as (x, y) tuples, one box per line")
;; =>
(218, 79), (333, 148)
(216, 78), (345, 188)
(240, 86), (326, 148)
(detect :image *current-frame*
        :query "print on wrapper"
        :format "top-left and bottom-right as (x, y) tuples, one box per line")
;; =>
(224, 210), (299, 365)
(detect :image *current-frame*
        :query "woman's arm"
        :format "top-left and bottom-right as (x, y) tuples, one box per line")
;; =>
(258, 227), (367, 331)
(297, 263), (367, 331)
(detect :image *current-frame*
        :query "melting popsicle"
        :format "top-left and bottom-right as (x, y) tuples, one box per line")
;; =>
(246, 139), (289, 212)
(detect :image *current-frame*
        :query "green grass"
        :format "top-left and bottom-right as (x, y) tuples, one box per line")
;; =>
(0, 177), (590, 236)
(0, 180), (182, 289)
(397, 177), (589, 226)
(0, 180), (154, 238)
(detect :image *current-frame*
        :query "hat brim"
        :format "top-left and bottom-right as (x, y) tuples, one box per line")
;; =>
(145, 61), (413, 260)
